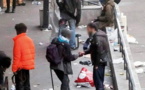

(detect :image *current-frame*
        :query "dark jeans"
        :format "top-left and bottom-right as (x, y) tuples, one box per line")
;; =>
(93, 65), (105, 90)
(54, 70), (70, 90)
(6, 0), (16, 10)
(15, 69), (30, 90)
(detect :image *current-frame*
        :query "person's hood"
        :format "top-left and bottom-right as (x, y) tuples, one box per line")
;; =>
(96, 30), (107, 37)
(58, 35), (69, 43)
(106, 0), (115, 7)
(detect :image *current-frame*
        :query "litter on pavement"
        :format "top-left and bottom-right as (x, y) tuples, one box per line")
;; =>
(39, 42), (44, 46)
(135, 68), (145, 74)
(11, 85), (16, 90)
(83, 54), (91, 58)
(79, 61), (92, 66)
(78, 25), (87, 29)
(104, 84), (113, 90)
(127, 34), (138, 44)
(113, 58), (124, 64)
(134, 61), (145, 68)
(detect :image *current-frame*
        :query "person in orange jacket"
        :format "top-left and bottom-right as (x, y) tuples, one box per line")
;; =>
(12, 23), (35, 90)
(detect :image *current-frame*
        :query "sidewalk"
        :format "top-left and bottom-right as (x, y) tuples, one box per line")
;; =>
(0, 1), (113, 90)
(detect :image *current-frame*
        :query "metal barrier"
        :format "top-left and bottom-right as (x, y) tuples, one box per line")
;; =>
(114, 8), (142, 90)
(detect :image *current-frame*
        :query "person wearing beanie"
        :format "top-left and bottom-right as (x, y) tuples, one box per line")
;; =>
(50, 29), (82, 90)
(0, 51), (11, 89)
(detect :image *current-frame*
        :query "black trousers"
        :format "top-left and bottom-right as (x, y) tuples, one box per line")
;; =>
(6, 0), (16, 10)
(15, 69), (30, 90)
(93, 65), (105, 90)
(0, 68), (4, 89)
(54, 70), (70, 90)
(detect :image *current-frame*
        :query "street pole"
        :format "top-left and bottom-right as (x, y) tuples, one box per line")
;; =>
(42, 0), (49, 29)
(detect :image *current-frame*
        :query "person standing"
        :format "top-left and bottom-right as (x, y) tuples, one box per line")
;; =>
(56, 0), (81, 49)
(12, 23), (35, 90)
(80, 23), (109, 90)
(94, 0), (115, 31)
(5, 0), (16, 13)
(48, 29), (82, 90)
(0, 51), (11, 89)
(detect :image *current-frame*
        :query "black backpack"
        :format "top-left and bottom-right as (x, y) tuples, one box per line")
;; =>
(46, 42), (64, 65)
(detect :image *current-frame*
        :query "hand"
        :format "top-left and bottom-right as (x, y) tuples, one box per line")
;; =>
(95, 66), (98, 69)
(13, 72), (17, 75)
(79, 52), (85, 57)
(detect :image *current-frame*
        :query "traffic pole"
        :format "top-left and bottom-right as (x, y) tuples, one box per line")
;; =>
(42, 0), (49, 30)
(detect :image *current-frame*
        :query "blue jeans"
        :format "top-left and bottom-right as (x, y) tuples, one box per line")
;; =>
(99, 0), (105, 4)
(68, 19), (76, 48)
(93, 65), (105, 90)
(59, 19), (76, 48)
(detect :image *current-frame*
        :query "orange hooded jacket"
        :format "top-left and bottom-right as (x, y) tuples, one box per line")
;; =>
(12, 33), (35, 72)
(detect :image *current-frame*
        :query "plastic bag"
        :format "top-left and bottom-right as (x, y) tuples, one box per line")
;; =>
(75, 67), (94, 87)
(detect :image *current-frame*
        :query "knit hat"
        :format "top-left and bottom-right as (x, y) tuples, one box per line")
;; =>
(61, 29), (72, 39)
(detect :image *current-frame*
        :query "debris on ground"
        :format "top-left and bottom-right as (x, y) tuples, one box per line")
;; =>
(113, 58), (124, 64)
(79, 39), (85, 44)
(73, 63), (78, 66)
(134, 61), (145, 67)
(32, 1), (41, 5)
(104, 84), (113, 90)
(83, 54), (91, 58)
(127, 34), (138, 44)
(79, 61), (92, 66)
(135, 68), (144, 74)
(39, 42), (44, 46)
(75, 67), (94, 87)
(78, 25), (87, 29)
(114, 47), (119, 51)
(11, 85), (16, 90)
(48, 88), (53, 90)
(105, 73), (111, 76)
(33, 84), (40, 87)
(119, 73), (124, 75)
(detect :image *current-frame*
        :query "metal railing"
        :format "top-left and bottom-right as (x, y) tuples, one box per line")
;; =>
(114, 7), (142, 90)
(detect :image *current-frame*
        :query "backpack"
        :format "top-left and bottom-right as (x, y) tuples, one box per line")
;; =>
(46, 42), (64, 65)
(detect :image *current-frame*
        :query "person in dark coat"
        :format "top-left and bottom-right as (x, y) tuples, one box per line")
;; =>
(56, 0), (81, 49)
(0, 51), (11, 89)
(80, 23), (109, 90)
(95, 0), (115, 31)
(50, 29), (82, 90)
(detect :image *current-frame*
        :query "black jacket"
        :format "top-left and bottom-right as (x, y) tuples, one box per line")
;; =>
(85, 30), (109, 66)
(50, 38), (78, 74)
(56, 0), (81, 25)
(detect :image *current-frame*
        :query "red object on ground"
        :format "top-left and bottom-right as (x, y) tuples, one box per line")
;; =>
(75, 67), (94, 87)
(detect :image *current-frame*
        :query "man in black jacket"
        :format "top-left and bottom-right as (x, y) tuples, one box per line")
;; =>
(56, 0), (81, 49)
(0, 51), (11, 89)
(80, 23), (109, 90)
